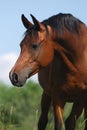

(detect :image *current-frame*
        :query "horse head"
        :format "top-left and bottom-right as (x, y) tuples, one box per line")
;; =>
(9, 14), (54, 87)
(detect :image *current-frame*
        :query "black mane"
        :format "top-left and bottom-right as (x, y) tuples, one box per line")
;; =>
(42, 13), (85, 34)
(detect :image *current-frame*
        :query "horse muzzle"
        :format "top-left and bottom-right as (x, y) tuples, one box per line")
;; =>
(9, 71), (27, 87)
(9, 67), (33, 87)
(9, 66), (39, 87)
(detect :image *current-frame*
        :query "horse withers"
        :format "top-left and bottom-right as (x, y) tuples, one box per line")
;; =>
(9, 13), (87, 130)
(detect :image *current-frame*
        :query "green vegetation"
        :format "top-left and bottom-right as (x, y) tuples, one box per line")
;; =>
(0, 81), (85, 130)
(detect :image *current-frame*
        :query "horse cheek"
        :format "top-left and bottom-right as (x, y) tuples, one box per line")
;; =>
(38, 44), (54, 67)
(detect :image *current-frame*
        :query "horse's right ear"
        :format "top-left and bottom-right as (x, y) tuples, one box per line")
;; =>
(21, 14), (32, 29)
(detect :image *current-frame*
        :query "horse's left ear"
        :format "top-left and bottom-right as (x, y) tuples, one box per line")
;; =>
(30, 14), (45, 31)
(21, 14), (33, 29)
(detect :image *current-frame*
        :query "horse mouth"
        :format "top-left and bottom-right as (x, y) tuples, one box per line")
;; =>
(9, 67), (39, 87)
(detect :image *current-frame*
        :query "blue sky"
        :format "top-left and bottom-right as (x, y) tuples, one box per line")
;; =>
(0, 0), (87, 84)
(0, 0), (87, 55)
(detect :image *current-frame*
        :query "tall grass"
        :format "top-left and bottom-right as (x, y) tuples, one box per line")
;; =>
(0, 81), (85, 130)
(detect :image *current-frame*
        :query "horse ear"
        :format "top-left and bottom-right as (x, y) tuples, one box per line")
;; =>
(30, 14), (45, 31)
(21, 14), (32, 29)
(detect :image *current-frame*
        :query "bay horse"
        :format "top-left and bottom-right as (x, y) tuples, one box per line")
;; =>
(9, 13), (87, 130)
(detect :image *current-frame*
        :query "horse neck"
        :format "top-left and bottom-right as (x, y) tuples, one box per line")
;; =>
(49, 26), (87, 57)
(52, 29), (75, 51)
(52, 29), (84, 70)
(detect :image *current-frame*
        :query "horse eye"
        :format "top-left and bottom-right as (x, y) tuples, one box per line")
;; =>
(30, 44), (38, 49)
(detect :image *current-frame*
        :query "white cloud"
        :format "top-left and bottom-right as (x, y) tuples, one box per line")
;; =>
(0, 53), (38, 86)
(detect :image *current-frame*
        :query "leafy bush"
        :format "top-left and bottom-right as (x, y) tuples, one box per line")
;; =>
(0, 81), (85, 130)
(0, 81), (42, 130)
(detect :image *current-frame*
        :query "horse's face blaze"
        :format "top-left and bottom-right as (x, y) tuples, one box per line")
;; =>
(9, 23), (54, 87)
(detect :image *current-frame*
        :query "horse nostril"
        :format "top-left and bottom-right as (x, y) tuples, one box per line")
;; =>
(12, 73), (18, 83)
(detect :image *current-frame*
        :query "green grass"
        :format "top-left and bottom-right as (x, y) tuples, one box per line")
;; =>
(0, 81), (86, 130)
